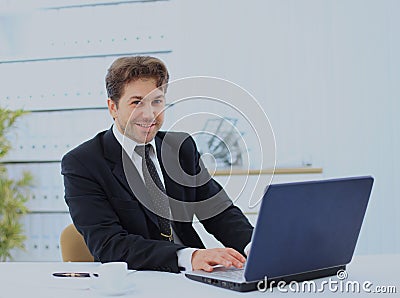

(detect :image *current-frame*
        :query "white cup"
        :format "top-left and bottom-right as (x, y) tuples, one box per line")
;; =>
(90, 262), (131, 291)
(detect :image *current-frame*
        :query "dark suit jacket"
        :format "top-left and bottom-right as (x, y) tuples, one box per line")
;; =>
(62, 128), (253, 273)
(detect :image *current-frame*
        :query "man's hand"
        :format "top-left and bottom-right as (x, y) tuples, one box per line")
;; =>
(191, 248), (246, 272)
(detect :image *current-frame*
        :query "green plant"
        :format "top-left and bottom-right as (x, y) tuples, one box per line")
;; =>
(0, 108), (32, 261)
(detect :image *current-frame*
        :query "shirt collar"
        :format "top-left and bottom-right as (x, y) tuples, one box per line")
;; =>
(112, 124), (157, 157)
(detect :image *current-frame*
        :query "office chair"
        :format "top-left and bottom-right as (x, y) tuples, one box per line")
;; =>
(60, 224), (94, 262)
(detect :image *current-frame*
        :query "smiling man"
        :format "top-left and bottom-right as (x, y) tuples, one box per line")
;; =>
(61, 56), (253, 273)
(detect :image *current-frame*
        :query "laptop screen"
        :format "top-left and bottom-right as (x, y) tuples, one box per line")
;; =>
(244, 176), (373, 281)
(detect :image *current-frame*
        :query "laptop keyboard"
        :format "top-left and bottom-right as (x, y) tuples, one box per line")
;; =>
(208, 267), (245, 280)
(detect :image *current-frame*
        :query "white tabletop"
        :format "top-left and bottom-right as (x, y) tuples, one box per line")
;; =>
(0, 254), (399, 298)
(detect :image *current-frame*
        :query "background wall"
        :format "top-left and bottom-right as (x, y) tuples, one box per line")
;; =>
(0, 0), (398, 260)
(172, 0), (400, 255)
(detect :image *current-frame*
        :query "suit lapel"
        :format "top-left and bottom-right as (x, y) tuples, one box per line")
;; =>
(103, 128), (160, 229)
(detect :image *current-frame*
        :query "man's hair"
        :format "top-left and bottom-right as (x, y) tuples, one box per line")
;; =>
(105, 56), (169, 105)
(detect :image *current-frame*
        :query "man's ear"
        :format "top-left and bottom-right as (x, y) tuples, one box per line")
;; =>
(107, 98), (118, 119)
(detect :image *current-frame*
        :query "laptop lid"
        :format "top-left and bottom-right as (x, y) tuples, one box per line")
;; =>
(244, 176), (374, 282)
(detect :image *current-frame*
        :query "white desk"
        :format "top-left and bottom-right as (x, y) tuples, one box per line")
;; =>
(0, 255), (399, 298)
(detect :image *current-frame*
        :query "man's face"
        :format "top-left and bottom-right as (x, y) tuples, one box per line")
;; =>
(108, 78), (165, 144)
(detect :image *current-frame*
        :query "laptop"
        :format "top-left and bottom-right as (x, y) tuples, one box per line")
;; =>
(185, 176), (374, 292)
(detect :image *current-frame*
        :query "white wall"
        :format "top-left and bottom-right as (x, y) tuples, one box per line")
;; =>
(1, 0), (399, 257)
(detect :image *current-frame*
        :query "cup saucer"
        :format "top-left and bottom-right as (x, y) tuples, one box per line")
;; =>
(90, 272), (136, 296)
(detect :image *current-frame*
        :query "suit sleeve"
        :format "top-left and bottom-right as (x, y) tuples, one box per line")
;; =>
(62, 152), (186, 273)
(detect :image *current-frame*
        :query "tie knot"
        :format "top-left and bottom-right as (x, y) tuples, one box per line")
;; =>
(134, 144), (152, 157)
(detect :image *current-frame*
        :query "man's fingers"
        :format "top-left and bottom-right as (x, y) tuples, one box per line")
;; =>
(216, 253), (243, 268)
(232, 259), (244, 268)
(216, 249), (245, 268)
(226, 247), (246, 262)
(212, 256), (233, 268)
(191, 248), (246, 271)
(202, 264), (214, 272)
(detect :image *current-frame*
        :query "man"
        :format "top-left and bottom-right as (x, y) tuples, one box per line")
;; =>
(62, 56), (253, 273)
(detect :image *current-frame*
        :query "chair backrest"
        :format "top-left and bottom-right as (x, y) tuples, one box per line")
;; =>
(60, 224), (94, 262)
